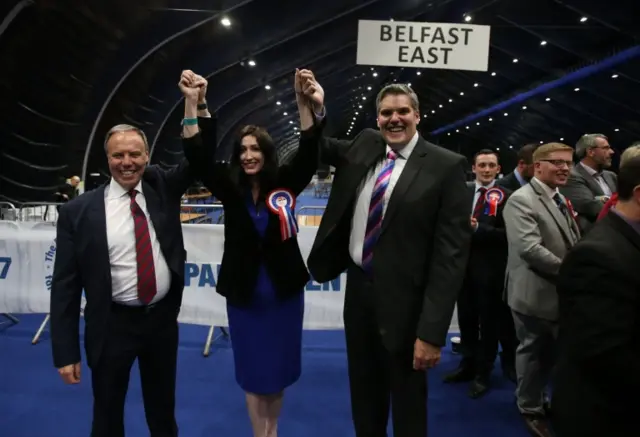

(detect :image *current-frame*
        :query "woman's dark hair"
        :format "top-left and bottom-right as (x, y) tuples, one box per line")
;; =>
(229, 125), (279, 199)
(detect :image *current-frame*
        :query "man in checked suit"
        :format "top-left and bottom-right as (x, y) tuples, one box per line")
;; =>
(503, 142), (580, 437)
(50, 73), (210, 437)
(301, 73), (472, 436)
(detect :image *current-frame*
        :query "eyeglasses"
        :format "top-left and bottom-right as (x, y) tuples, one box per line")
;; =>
(539, 159), (573, 168)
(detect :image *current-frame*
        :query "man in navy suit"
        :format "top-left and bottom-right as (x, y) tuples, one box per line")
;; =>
(50, 74), (209, 437)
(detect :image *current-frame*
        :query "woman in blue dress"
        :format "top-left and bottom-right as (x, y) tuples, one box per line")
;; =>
(180, 69), (325, 436)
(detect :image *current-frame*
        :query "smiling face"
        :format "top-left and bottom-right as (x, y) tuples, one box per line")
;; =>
(106, 130), (149, 191)
(376, 93), (420, 148)
(535, 149), (574, 188)
(240, 135), (265, 175)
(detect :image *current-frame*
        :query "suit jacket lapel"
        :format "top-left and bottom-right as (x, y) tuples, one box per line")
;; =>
(576, 164), (605, 195)
(380, 139), (428, 235)
(531, 179), (576, 246)
(88, 185), (112, 282)
(604, 171), (617, 193)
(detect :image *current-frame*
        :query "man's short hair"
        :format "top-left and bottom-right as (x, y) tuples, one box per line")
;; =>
(473, 148), (498, 164)
(617, 155), (640, 201)
(533, 142), (574, 162)
(375, 84), (419, 113)
(620, 143), (640, 167)
(104, 124), (149, 152)
(517, 143), (538, 165)
(575, 133), (607, 159)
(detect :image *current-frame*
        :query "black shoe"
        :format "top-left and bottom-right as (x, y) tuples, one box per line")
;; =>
(468, 374), (490, 399)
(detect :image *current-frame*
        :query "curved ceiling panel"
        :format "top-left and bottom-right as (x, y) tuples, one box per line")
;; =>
(0, 0), (637, 201)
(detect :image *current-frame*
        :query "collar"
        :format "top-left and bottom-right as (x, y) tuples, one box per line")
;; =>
(105, 178), (142, 199)
(475, 180), (496, 191)
(532, 177), (559, 199)
(579, 161), (601, 177)
(387, 132), (418, 159)
(514, 169), (527, 186)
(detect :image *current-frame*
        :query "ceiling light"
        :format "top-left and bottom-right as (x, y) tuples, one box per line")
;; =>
(408, 83), (412, 87)
(522, 106), (527, 109)
(489, 118), (493, 121)
(545, 97), (550, 101)
(473, 83), (479, 87)
(560, 137), (564, 141)
(439, 104), (443, 108)
(491, 72), (496, 76)
(423, 114), (428, 118)
(447, 133), (451, 136)
(460, 92), (464, 95)
(358, 105), (362, 109)
(373, 72), (378, 77)
(509, 145), (513, 149)
(476, 122), (480, 125)
(580, 17), (588, 23)
(362, 96), (366, 100)
(449, 99), (453, 102)
(504, 112), (508, 116)
(611, 74), (619, 79)
(220, 17), (231, 27)
(367, 86), (372, 90)
(283, 112), (288, 116)
(464, 15), (472, 22)
(264, 85), (271, 90)
(355, 111), (359, 115)
(248, 60), (256, 67)
(540, 41), (547, 46)
(417, 71), (421, 75)
(465, 126), (469, 129)
(456, 129), (460, 133)
(289, 121), (293, 124)
(276, 101), (281, 105)
(496, 147), (500, 151)
(513, 58), (518, 63)
(615, 128), (620, 132)
(540, 141), (544, 144)
(574, 88), (580, 91)
(431, 110), (435, 113)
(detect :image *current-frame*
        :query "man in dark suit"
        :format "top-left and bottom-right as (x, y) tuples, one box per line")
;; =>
(50, 75), (208, 437)
(551, 155), (640, 437)
(560, 133), (617, 233)
(444, 149), (513, 398)
(497, 143), (537, 192)
(303, 75), (472, 436)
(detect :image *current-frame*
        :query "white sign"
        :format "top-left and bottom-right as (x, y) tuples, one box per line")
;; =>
(356, 20), (491, 72)
(0, 221), (459, 332)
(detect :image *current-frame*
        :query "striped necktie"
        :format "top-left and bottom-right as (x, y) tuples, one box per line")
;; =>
(362, 150), (398, 273)
(473, 187), (487, 219)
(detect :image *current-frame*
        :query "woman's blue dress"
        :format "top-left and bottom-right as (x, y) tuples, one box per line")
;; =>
(226, 196), (305, 395)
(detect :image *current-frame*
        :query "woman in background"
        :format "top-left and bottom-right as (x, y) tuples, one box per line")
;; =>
(180, 69), (324, 437)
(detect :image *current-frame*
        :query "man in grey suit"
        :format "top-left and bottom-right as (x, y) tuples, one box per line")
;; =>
(560, 133), (616, 233)
(503, 142), (581, 437)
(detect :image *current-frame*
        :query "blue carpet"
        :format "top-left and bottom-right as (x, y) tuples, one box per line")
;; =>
(0, 314), (528, 436)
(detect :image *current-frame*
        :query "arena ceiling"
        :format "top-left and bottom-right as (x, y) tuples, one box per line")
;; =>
(0, 0), (637, 201)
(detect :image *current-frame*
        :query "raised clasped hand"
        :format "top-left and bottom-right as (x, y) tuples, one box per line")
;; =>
(179, 69), (207, 101)
(295, 68), (324, 110)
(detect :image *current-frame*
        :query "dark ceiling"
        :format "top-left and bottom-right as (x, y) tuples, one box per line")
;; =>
(0, 0), (638, 202)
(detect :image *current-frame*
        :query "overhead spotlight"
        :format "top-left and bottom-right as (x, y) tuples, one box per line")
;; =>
(439, 104), (443, 108)
(423, 114), (428, 118)
(460, 92), (464, 96)
(540, 41), (547, 46)
(220, 17), (231, 27)
(545, 97), (551, 101)
(504, 112), (508, 116)
(417, 71), (421, 75)
(289, 121), (293, 124)
(580, 17), (588, 23)
(367, 86), (372, 90)
(476, 122), (480, 125)
(509, 145), (513, 149)
(574, 88), (580, 91)
(615, 128), (620, 132)
(408, 83), (412, 87)
(355, 111), (359, 115)
(612, 74), (619, 79)
(264, 85), (271, 90)
(449, 99), (453, 102)
(464, 14), (472, 22)
(540, 141), (544, 144)
(447, 133), (451, 136)
(513, 58), (518, 63)
(488, 118), (493, 121)
(362, 96), (367, 100)
(283, 112), (288, 116)
(491, 72), (496, 76)
(496, 147), (500, 151)
(465, 126), (469, 129)
(473, 83), (479, 87)
(560, 137), (564, 141)
(358, 105), (363, 109)
(276, 101), (281, 105)
(248, 60), (256, 67)
(431, 110), (435, 113)
(456, 129), (460, 132)
(372, 72), (378, 77)
(522, 106), (527, 110)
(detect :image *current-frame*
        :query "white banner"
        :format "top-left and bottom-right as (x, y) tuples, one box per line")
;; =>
(0, 221), (458, 331)
(356, 20), (491, 72)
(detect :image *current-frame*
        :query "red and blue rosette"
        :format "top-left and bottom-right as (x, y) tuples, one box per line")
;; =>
(484, 187), (506, 217)
(266, 189), (299, 241)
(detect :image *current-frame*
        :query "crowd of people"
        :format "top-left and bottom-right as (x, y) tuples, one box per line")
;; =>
(48, 68), (639, 437)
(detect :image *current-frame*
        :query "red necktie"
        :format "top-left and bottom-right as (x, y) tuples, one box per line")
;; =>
(128, 190), (157, 304)
(472, 187), (487, 219)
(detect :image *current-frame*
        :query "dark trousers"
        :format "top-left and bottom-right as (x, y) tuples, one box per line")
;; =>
(90, 298), (179, 437)
(344, 265), (427, 437)
(457, 273), (515, 374)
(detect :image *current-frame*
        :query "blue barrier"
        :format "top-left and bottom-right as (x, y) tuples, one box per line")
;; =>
(430, 45), (640, 136)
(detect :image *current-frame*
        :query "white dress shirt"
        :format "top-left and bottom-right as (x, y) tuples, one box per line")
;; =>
(533, 177), (559, 199)
(105, 178), (171, 306)
(471, 180), (496, 212)
(349, 132), (419, 266)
